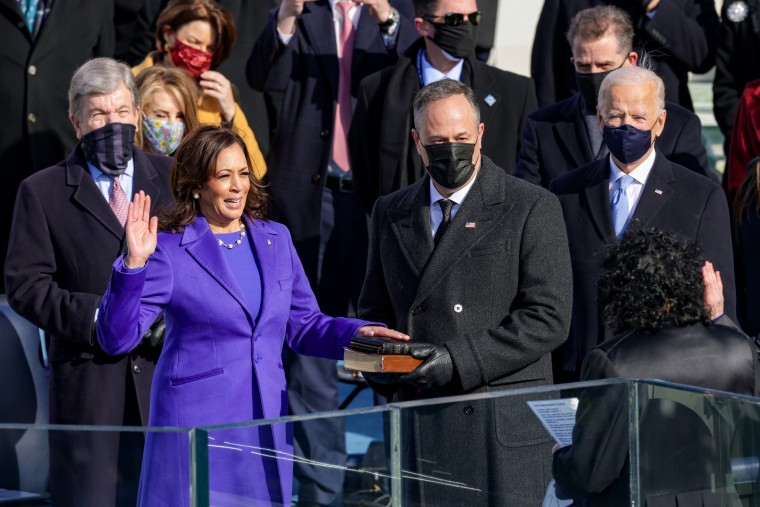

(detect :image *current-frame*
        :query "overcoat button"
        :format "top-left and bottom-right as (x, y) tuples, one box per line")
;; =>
(132, 364), (141, 374)
(453, 304), (463, 313)
(463, 405), (474, 415)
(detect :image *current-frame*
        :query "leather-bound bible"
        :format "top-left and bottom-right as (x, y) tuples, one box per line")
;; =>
(343, 348), (422, 373)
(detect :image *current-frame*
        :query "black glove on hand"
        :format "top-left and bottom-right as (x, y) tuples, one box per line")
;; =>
(399, 343), (454, 390)
(143, 314), (166, 348)
(362, 371), (404, 385)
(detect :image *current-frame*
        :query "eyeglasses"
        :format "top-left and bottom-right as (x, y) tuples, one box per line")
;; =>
(423, 10), (481, 26)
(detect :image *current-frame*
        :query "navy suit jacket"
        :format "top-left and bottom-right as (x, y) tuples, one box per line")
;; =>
(246, 1), (416, 244)
(549, 153), (735, 377)
(515, 93), (709, 188)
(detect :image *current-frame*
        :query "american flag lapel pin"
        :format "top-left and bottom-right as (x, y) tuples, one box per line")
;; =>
(465, 221), (476, 228)
(654, 189), (663, 195)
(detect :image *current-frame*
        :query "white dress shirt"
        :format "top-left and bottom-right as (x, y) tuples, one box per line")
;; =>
(429, 169), (479, 238)
(608, 149), (656, 224)
(88, 158), (135, 204)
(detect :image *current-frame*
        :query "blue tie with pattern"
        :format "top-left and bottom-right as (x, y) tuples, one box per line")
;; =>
(611, 175), (634, 239)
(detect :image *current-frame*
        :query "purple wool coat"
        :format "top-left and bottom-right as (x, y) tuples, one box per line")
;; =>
(97, 215), (370, 506)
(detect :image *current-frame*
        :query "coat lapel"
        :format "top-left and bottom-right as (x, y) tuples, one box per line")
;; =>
(0, 0), (31, 43)
(582, 159), (616, 243)
(413, 160), (508, 308)
(132, 149), (166, 212)
(387, 180), (433, 277)
(628, 153), (674, 227)
(182, 216), (255, 323)
(554, 94), (594, 169)
(66, 147), (125, 240)
(470, 59), (498, 131)
(301, 1), (339, 97)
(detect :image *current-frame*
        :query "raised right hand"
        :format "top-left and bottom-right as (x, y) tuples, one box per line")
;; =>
(125, 190), (158, 269)
(277, 0), (317, 33)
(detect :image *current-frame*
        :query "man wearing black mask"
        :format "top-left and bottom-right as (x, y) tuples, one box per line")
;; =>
(5, 58), (172, 507)
(358, 79), (573, 505)
(350, 0), (536, 215)
(549, 65), (735, 384)
(515, 5), (710, 189)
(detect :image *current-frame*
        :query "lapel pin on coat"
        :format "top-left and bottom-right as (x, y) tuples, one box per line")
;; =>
(465, 221), (476, 228)
(484, 94), (496, 107)
(654, 189), (663, 195)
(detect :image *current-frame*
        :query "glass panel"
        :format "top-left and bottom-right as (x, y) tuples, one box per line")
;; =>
(0, 423), (196, 506)
(633, 381), (760, 506)
(202, 406), (398, 507)
(393, 381), (629, 506)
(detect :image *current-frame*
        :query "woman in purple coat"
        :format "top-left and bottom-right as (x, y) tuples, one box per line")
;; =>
(96, 125), (407, 506)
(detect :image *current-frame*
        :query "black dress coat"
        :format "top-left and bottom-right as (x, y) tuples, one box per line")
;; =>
(530, 0), (719, 110)
(553, 322), (759, 506)
(514, 93), (710, 188)
(358, 157), (573, 505)
(351, 38), (537, 214)
(246, 1), (417, 246)
(0, 0), (114, 292)
(713, 0), (760, 140)
(4, 147), (172, 507)
(549, 153), (736, 380)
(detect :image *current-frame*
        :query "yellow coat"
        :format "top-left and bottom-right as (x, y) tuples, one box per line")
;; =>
(133, 53), (267, 179)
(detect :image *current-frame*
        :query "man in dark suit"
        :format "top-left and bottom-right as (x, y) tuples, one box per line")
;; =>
(531, 0), (719, 110)
(351, 0), (536, 214)
(516, 5), (710, 189)
(247, 3), (416, 505)
(549, 66), (735, 383)
(359, 80), (573, 505)
(0, 0), (114, 293)
(4, 58), (172, 507)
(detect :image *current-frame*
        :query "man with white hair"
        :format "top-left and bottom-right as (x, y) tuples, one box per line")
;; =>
(549, 65), (735, 383)
(5, 57), (172, 506)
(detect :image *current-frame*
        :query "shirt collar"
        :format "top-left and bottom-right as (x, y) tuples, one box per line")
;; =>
(420, 49), (464, 85)
(429, 167), (479, 206)
(609, 149), (656, 186)
(330, 0), (360, 12)
(88, 157), (135, 180)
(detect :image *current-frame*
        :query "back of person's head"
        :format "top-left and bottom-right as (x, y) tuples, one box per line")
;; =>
(135, 66), (200, 152)
(68, 58), (138, 120)
(566, 6), (634, 54)
(599, 227), (710, 334)
(412, 79), (480, 130)
(159, 125), (267, 231)
(155, 0), (236, 68)
(598, 66), (665, 114)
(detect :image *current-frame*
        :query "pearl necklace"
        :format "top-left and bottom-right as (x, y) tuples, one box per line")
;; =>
(217, 222), (246, 249)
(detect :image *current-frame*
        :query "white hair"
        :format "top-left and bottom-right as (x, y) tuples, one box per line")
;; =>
(597, 65), (665, 114)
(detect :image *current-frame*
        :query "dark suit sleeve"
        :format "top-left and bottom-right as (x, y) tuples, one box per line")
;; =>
(350, 74), (383, 215)
(5, 181), (100, 346)
(667, 110), (710, 176)
(445, 192), (573, 390)
(95, 0), (115, 57)
(247, 9), (292, 93)
(641, 0), (719, 74)
(514, 114), (543, 186)
(712, 5), (744, 137)
(530, 0), (565, 107)
(553, 351), (630, 500)
(358, 197), (396, 328)
(697, 185), (737, 319)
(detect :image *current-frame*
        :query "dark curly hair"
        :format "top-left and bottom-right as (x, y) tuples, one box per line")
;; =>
(599, 227), (710, 334)
(158, 125), (267, 232)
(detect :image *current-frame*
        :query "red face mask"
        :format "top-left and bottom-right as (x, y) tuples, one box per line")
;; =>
(169, 38), (213, 79)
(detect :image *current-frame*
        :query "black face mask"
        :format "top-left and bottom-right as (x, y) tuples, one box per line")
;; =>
(80, 123), (136, 177)
(423, 142), (478, 189)
(428, 22), (478, 59)
(575, 70), (613, 115)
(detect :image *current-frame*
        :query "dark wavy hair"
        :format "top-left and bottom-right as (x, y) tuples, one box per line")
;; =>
(158, 125), (267, 232)
(599, 227), (710, 334)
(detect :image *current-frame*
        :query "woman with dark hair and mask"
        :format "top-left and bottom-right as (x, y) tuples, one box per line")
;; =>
(135, 66), (200, 156)
(95, 125), (407, 506)
(132, 0), (266, 178)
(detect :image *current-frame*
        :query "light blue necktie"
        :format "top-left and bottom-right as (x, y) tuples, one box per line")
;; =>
(17, 0), (39, 33)
(611, 175), (634, 239)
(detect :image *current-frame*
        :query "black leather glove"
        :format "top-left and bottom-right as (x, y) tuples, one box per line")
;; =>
(399, 343), (454, 390)
(142, 314), (166, 348)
